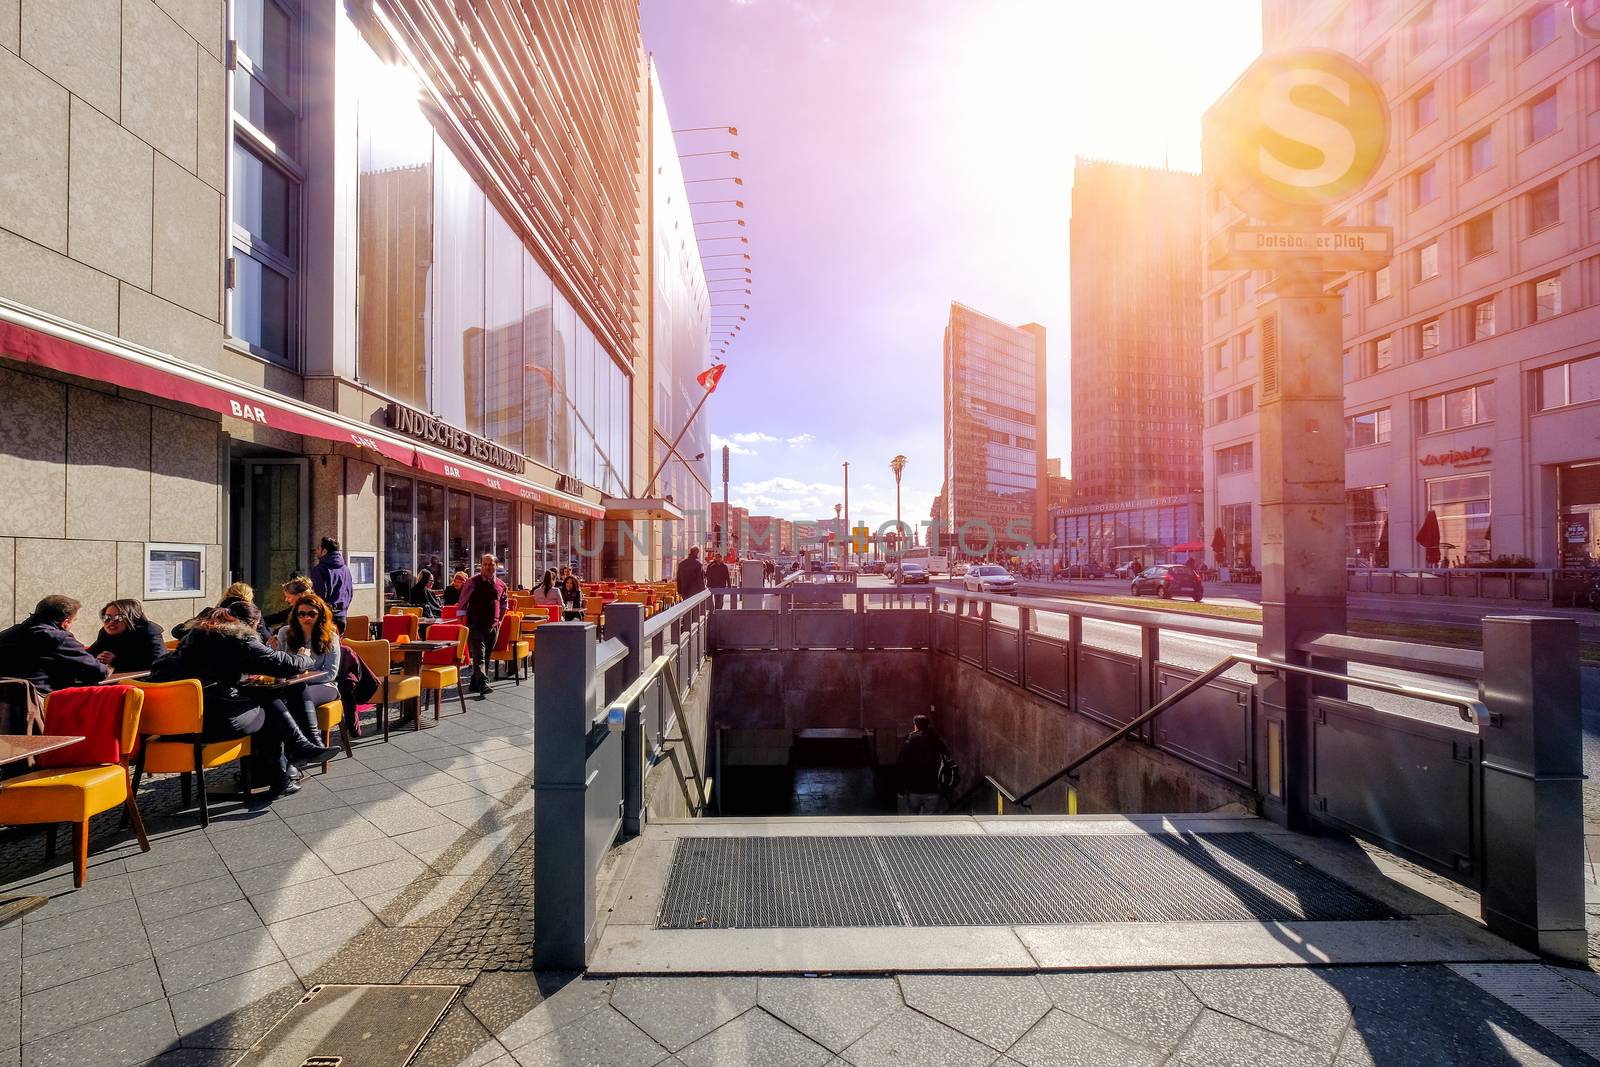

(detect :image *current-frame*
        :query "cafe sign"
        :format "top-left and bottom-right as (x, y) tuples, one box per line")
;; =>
(385, 402), (527, 476)
(1419, 445), (1491, 468)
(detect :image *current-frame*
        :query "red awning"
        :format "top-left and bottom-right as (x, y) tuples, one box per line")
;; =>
(0, 311), (605, 520)
(1171, 541), (1204, 552)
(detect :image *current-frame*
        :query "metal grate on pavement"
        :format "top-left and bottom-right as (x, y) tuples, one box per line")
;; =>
(656, 832), (1395, 930)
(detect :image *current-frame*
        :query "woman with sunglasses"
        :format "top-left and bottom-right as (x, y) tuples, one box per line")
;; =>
(275, 593), (342, 749)
(87, 599), (166, 672)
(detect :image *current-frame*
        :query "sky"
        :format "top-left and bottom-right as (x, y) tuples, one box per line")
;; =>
(642, 0), (1263, 532)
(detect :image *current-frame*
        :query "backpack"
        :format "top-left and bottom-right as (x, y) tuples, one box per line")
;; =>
(937, 752), (961, 793)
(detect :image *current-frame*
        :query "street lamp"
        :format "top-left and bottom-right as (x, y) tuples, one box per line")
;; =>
(842, 461), (850, 568)
(890, 454), (908, 552)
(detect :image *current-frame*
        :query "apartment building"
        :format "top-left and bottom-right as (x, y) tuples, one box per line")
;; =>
(1203, 0), (1600, 571)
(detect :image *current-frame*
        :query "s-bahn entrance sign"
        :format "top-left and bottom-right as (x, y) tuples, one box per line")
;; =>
(1202, 50), (1392, 834)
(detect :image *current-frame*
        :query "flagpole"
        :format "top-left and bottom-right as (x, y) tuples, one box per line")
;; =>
(643, 377), (717, 498)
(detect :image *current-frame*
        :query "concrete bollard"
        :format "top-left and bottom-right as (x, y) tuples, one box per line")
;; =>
(1478, 616), (1586, 963)
(532, 621), (599, 970)
(603, 601), (649, 836)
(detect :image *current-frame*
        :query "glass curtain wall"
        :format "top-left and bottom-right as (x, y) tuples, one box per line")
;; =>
(353, 28), (629, 495)
(1345, 486), (1389, 566)
(1426, 473), (1492, 566)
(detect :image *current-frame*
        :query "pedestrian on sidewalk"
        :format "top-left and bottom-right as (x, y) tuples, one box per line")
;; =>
(897, 713), (951, 815)
(675, 546), (706, 598)
(461, 553), (508, 698)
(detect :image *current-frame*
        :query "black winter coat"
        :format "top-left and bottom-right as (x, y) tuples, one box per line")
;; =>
(0, 615), (108, 695)
(675, 556), (706, 598)
(87, 617), (167, 672)
(897, 729), (950, 794)
(147, 621), (312, 720)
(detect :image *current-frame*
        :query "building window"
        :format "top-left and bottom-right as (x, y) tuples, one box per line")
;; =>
(1465, 211), (1494, 258)
(1374, 265), (1392, 301)
(1465, 46), (1491, 95)
(1528, 180), (1560, 232)
(1374, 334), (1393, 370)
(1410, 3), (1437, 53)
(1419, 382), (1494, 433)
(1534, 274), (1562, 320)
(1211, 291), (1224, 317)
(1557, 463), (1600, 566)
(1234, 386), (1253, 416)
(1345, 408), (1392, 448)
(1472, 297), (1497, 339)
(1427, 473), (1492, 565)
(1466, 130), (1493, 176)
(1346, 486), (1390, 565)
(1216, 443), (1252, 475)
(1528, 89), (1558, 142)
(1241, 330), (1257, 362)
(1372, 190), (1391, 226)
(1212, 343), (1227, 371)
(1208, 395), (1230, 426)
(1414, 162), (1438, 206)
(1220, 503), (1253, 569)
(1527, 3), (1558, 53)
(1419, 318), (1440, 357)
(1413, 84), (1437, 127)
(1417, 241), (1439, 280)
(230, 0), (301, 367)
(1535, 353), (1600, 410)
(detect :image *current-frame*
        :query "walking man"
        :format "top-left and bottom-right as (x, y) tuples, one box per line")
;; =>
(461, 553), (508, 698)
(897, 713), (950, 815)
(675, 546), (706, 598)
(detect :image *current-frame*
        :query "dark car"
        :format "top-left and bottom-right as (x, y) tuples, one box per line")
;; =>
(1130, 564), (1204, 602)
(1054, 563), (1102, 580)
(894, 563), (930, 585)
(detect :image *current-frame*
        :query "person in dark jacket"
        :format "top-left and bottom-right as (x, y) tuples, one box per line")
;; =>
(408, 569), (443, 618)
(442, 571), (468, 606)
(675, 546), (706, 598)
(312, 537), (355, 631)
(263, 574), (313, 632)
(147, 605), (338, 798)
(559, 574), (585, 618)
(705, 555), (731, 589)
(897, 714), (950, 815)
(87, 599), (166, 673)
(460, 553), (508, 696)
(0, 595), (109, 695)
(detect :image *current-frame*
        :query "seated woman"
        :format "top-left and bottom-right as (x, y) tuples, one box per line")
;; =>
(87, 599), (166, 673)
(263, 573), (314, 632)
(275, 593), (342, 748)
(532, 569), (564, 611)
(408, 569), (443, 618)
(441, 571), (468, 606)
(559, 574), (585, 619)
(147, 604), (338, 799)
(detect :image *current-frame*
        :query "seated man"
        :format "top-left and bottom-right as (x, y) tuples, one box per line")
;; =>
(0, 595), (110, 695)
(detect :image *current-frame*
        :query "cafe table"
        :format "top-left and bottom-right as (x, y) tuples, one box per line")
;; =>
(239, 669), (331, 693)
(100, 670), (150, 684)
(0, 734), (86, 924)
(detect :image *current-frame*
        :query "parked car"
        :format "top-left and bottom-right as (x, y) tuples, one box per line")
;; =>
(963, 564), (1018, 594)
(950, 562), (969, 577)
(1130, 564), (1204, 602)
(1054, 563), (1102, 580)
(1113, 561), (1141, 580)
(893, 563), (930, 585)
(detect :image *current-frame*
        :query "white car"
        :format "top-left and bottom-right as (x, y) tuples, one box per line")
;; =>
(963, 564), (1018, 594)
(951, 562), (969, 577)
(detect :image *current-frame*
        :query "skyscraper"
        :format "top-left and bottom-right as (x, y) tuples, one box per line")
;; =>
(1069, 158), (1204, 507)
(941, 303), (1048, 556)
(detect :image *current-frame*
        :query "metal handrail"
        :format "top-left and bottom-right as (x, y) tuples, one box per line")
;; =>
(932, 587), (1262, 643)
(1009, 651), (1489, 808)
(603, 641), (711, 814)
(642, 588), (710, 640)
(951, 773), (1025, 813)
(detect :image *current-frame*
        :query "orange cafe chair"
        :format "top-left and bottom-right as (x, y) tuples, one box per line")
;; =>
(381, 614), (419, 643)
(129, 678), (249, 828)
(344, 614), (372, 641)
(419, 623), (470, 718)
(346, 639), (421, 741)
(489, 612), (530, 683)
(315, 697), (352, 772)
(441, 605), (459, 622)
(0, 686), (148, 887)
(393, 605), (423, 620)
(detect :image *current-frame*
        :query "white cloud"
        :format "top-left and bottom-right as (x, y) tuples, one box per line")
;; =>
(786, 433), (815, 447)
(729, 431), (777, 444)
(709, 434), (758, 456)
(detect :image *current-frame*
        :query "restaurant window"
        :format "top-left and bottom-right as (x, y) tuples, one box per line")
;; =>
(230, 0), (300, 367)
(1465, 211), (1494, 258)
(1465, 46), (1491, 95)
(1373, 265), (1391, 301)
(1345, 408), (1392, 448)
(1419, 318), (1440, 357)
(383, 475), (415, 593)
(1534, 274), (1562, 321)
(1216, 443), (1252, 475)
(1427, 473), (1492, 565)
(1346, 486), (1390, 565)
(1418, 240), (1438, 280)
(1414, 162), (1438, 206)
(448, 490), (473, 576)
(1528, 180), (1560, 232)
(1419, 382), (1494, 433)
(1466, 130), (1493, 176)
(415, 482), (446, 585)
(1374, 334), (1393, 371)
(1473, 297), (1497, 339)
(1413, 83), (1437, 127)
(1527, 3), (1558, 53)
(1536, 353), (1600, 410)
(1558, 462), (1600, 566)
(1528, 89), (1558, 142)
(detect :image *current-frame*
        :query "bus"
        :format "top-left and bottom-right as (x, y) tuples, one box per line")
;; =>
(896, 547), (949, 575)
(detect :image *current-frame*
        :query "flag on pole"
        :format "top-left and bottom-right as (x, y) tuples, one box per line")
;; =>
(696, 363), (727, 392)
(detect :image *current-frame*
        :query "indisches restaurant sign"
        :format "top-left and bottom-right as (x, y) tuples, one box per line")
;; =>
(385, 402), (527, 475)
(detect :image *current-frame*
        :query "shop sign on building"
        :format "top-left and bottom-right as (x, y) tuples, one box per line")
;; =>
(385, 402), (527, 475)
(1419, 445), (1492, 468)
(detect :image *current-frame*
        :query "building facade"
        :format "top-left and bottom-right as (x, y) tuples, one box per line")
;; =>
(0, 0), (707, 644)
(1203, 0), (1600, 571)
(940, 302), (1048, 558)
(1069, 159), (1205, 509)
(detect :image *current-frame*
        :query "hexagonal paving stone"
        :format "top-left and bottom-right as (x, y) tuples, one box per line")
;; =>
(899, 974), (1052, 1051)
(1178, 967), (1352, 1050)
(1036, 969), (1200, 1052)
(675, 1007), (833, 1067)
(611, 976), (759, 1052)
(1174, 1010), (1329, 1067)
(840, 1007), (996, 1067)
(758, 977), (903, 1054)
(1007, 1009), (1166, 1067)
(505, 1005), (668, 1067)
